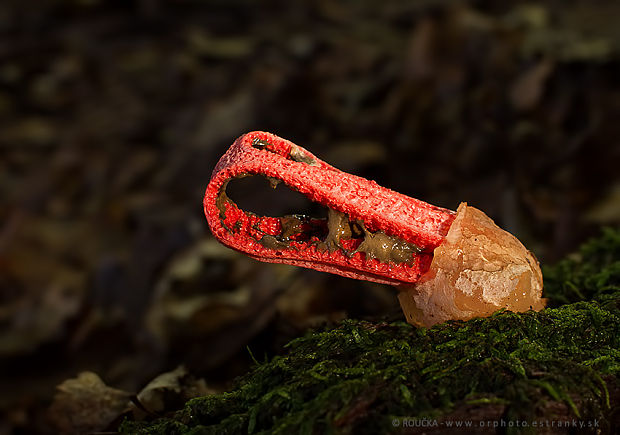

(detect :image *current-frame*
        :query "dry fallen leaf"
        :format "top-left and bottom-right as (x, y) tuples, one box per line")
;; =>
(134, 365), (211, 417)
(49, 372), (131, 434)
(509, 58), (554, 110)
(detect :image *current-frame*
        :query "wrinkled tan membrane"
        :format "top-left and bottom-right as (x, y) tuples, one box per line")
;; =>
(398, 203), (546, 327)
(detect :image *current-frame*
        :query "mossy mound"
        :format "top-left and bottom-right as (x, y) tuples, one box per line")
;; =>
(122, 229), (620, 434)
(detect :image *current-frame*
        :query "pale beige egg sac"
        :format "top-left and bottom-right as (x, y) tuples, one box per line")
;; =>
(398, 203), (545, 327)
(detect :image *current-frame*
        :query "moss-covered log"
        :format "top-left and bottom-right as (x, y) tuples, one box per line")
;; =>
(122, 229), (620, 434)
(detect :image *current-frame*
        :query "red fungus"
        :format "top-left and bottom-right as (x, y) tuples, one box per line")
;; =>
(204, 132), (545, 326)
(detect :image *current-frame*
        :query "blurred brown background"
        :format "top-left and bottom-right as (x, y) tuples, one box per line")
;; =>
(1, 0), (619, 433)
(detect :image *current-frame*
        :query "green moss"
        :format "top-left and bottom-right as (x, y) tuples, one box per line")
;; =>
(122, 228), (620, 434)
(542, 227), (620, 308)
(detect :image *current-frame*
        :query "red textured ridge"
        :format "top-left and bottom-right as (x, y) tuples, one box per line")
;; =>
(203, 131), (456, 286)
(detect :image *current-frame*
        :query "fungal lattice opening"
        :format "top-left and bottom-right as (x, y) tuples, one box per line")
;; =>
(220, 174), (422, 266)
